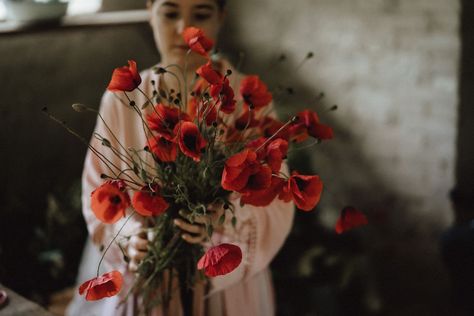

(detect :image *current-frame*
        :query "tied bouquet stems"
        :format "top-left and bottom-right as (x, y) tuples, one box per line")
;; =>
(44, 26), (368, 314)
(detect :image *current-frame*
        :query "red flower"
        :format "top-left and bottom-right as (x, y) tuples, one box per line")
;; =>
(235, 108), (259, 130)
(280, 172), (323, 211)
(240, 165), (272, 195)
(132, 184), (169, 217)
(210, 78), (236, 114)
(91, 180), (130, 224)
(175, 121), (207, 161)
(335, 207), (368, 234)
(221, 149), (261, 192)
(197, 243), (242, 277)
(288, 123), (309, 143)
(265, 138), (288, 172)
(107, 60), (141, 92)
(147, 104), (190, 141)
(188, 97), (217, 126)
(79, 270), (123, 301)
(241, 176), (285, 207)
(289, 110), (333, 142)
(182, 27), (214, 57)
(149, 135), (177, 162)
(245, 137), (268, 160)
(260, 116), (290, 140)
(196, 61), (222, 85)
(240, 75), (272, 111)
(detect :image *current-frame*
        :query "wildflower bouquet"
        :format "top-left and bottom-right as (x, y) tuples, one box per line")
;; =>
(44, 26), (367, 314)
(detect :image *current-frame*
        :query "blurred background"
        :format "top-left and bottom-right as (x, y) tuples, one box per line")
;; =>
(0, 0), (472, 315)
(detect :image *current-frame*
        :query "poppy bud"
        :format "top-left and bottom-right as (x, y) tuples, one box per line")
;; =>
(72, 103), (88, 112)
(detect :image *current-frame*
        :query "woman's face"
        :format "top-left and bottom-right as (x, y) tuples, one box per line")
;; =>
(149, 0), (224, 67)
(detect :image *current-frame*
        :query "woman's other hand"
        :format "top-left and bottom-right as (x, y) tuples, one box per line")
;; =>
(174, 203), (225, 244)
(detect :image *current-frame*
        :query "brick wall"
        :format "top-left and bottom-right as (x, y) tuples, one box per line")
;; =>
(220, 0), (460, 314)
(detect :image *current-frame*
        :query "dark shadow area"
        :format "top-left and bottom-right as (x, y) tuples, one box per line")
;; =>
(440, 1), (474, 315)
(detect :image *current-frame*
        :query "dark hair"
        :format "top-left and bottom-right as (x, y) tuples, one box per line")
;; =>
(149, 0), (227, 11)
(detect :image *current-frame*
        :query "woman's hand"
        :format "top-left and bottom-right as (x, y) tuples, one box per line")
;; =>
(127, 233), (149, 272)
(174, 203), (225, 244)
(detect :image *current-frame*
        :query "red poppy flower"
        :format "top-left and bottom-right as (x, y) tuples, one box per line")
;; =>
(79, 270), (123, 301)
(235, 108), (259, 130)
(147, 104), (190, 141)
(288, 123), (309, 143)
(148, 135), (177, 162)
(132, 184), (169, 217)
(260, 116), (290, 140)
(245, 137), (268, 160)
(280, 172), (323, 211)
(196, 61), (222, 85)
(335, 207), (368, 234)
(290, 110), (333, 142)
(91, 180), (130, 224)
(175, 121), (207, 161)
(182, 27), (214, 57)
(239, 165), (272, 195)
(210, 78), (236, 114)
(197, 243), (242, 277)
(188, 97), (217, 126)
(240, 75), (273, 110)
(241, 176), (285, 207)
(265, 138), (288, 172)
(221, 149), (261, 192)
(107, 60), (141, 92)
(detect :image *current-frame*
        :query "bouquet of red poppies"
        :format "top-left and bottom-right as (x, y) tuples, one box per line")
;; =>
(44, 26), (368, 313)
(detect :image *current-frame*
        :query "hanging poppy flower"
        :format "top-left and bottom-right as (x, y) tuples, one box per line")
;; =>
(148, 135), (177, 162)
(147, 104), (190, 141)
(280, 172), (323, 211)
(221, 149), (261, 192)
(240, 75), (273, 111)
(175, 121), (207, 162)
(210, 78), (236, 114)
(335, 207), (368, 234)
(182, 27), (214, 57)
(107, 60), (142, 92)
(235, 108), (259, 131)
(196, 61), (222, 85)
(265, 138), (288, 173)
(197, 243), (242, 277)
(91, 180), (130, 224)
(241, 176), (285, 207)
(79, 270), (123, 301)
(132, 184), (169, 217)
(260, 116), (290, 140)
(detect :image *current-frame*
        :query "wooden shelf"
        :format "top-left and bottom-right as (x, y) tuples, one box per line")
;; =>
(0, 9), (149, 34)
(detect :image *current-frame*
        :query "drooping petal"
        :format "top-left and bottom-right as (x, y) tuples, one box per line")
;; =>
(197, 243), (242, 277)
(335, 207), (368, 234)
(79, 271), (123, 301)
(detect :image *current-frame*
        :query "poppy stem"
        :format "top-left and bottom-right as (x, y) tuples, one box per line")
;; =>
(255, 117), (295, 152)
(96, 211), (137, 278)
(287, 139), (320, 154)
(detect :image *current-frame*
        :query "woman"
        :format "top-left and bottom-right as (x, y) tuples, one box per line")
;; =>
(67, 0), (294, 315)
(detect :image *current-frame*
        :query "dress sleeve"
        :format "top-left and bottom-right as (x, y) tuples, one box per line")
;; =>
(81, 91), (145, 270)
(209, 101), (295, 292)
